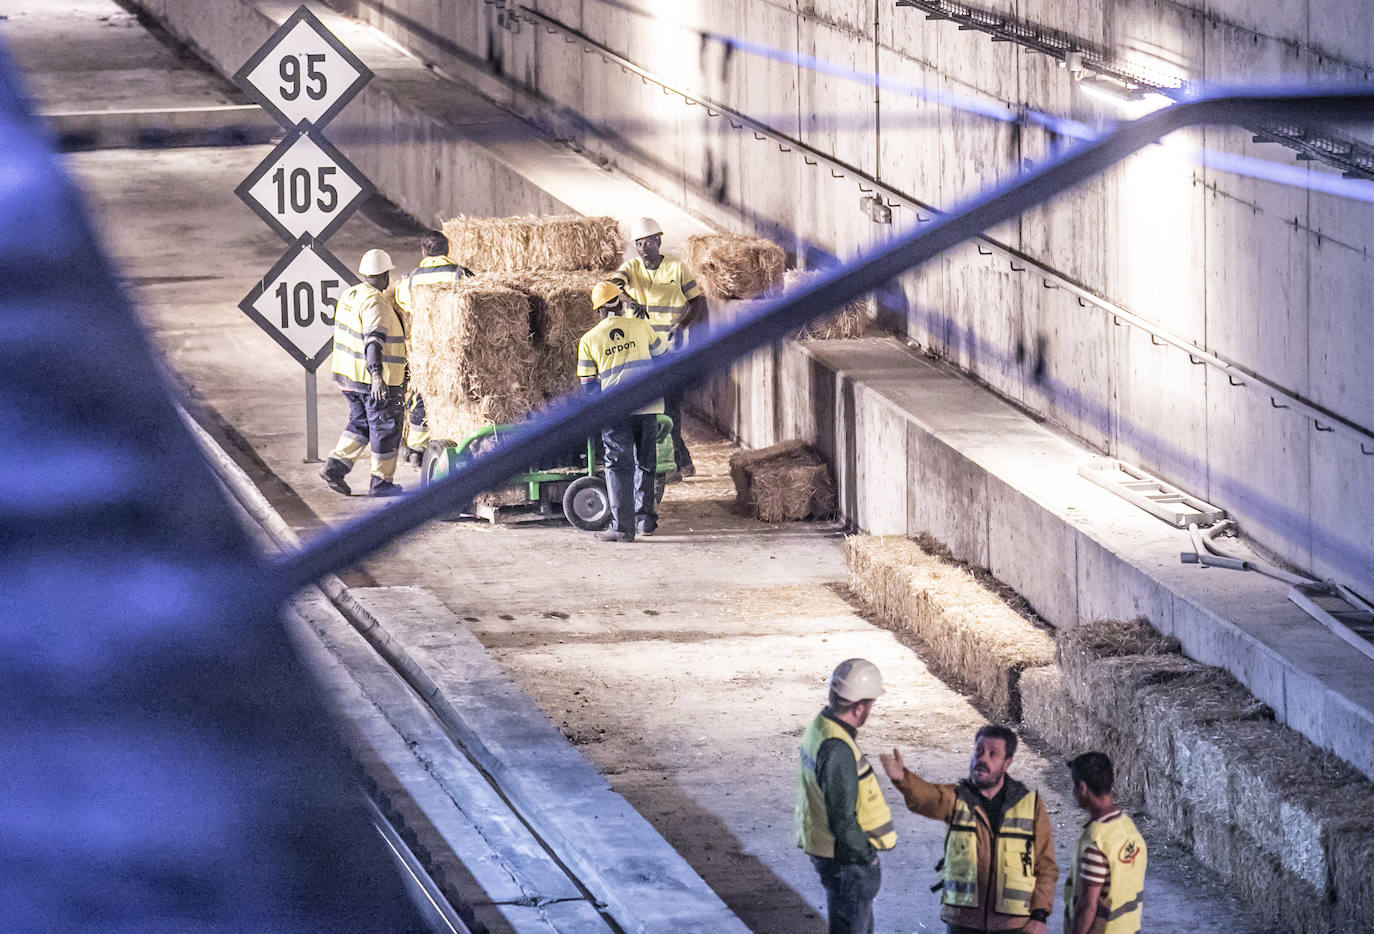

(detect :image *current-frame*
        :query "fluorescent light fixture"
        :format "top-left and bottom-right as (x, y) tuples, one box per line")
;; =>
(1080, 76), (1173, 119)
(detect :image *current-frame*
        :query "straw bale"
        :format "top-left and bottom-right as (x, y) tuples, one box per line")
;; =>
(503, 270), (605, 398)
(1175, 718), (1374, 893)
(782, 270), (869, 340)
(1062, 653), (1204, 733)
(731, 440), (834, 522)
(1056, 617), (1180, 681)
(682, 233), (786, 300)
(1191, 811), (1334, 933)
(845, 536), (1055, 719)
(407, 278), (542, 445)
(1331, 822), (1374, 929)
(442, 215), (622, 272)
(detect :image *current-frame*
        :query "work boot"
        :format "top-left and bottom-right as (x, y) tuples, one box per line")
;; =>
(597, 529), (634, 543)
(370, 478), (404, 497)
(636, 519), (657, 537)
(678, 463), (696, 478)
(664, 470), (683, 484)
(320, 460), (351, 496)
(402, 446), (425, 467)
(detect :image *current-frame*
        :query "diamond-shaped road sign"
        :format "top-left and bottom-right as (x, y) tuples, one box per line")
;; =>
(233, 5), (372, 131)
(239, 237), (358, 372)
(235, 126), (374, 243)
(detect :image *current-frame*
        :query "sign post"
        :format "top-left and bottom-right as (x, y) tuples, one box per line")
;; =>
(233, 5), (374, 462)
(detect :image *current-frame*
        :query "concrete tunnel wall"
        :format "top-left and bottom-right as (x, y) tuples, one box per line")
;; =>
(315, 0), (1374, 600)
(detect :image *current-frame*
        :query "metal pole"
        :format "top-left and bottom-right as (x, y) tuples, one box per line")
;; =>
(305, 368), (319, 463)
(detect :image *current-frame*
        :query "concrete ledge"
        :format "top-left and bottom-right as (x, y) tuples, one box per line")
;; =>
(348, 586), (751, 934)
(43, 105), (279, 151)
(844, 534), (1055, 720)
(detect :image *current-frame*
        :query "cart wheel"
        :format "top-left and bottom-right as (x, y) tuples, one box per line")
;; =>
(421, 441), (471, 520)
(654, 475), (666, 504)
(563, 475), (611, 531)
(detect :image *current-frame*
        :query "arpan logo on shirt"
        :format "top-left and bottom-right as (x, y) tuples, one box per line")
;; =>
(609, 328), (625, 341)
(1118, 839), (1141, 865)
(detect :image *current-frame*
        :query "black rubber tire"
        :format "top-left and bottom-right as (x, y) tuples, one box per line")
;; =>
(563, 475), (611, 531)
(421, 440), (470, 520)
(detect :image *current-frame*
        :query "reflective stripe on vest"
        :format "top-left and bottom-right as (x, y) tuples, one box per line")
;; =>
(1065, 812), (1147, 934)
(394, 255), (471, 312)
(794, 713), (897, 858)
(942, 787), (1040, 915)
(331, 283), (406, 387)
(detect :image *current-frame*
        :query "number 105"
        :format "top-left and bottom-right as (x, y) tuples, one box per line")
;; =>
(275, 279), (339, 328)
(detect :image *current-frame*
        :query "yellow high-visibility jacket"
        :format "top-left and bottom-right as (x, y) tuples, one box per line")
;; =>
(610, 255), (703, 349)
(332, 282), (406, 390)
(576, 314), (667, 415)
(795, 712), (897, 858)
(1064, 812), (1146, 934)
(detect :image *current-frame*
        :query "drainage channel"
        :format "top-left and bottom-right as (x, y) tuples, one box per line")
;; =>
(183, 406), (626, 934)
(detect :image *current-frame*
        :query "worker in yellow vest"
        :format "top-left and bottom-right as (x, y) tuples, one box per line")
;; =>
(394, 230), (473, 466)
(881, 725), (1057, 934)
(576, 282), (668, 542)
(609, 217), (705, 479)
(320, 248), (407, 497)
(1063, 752), (1146, 934)
(795, 658), (897, 934)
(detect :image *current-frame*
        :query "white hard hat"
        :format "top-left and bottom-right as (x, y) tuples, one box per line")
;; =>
(358, 248), (394, 276)
(629, 217), (663, 242)
(828, 658), (885, 701)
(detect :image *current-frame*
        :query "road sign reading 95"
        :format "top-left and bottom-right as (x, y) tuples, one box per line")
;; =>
(238, 237), (358, 371)
(233, 5), (372, 130)
(235, 126), (373, 242)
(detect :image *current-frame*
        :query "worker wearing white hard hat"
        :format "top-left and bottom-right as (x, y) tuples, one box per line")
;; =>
(609, 216), (706, 480)
(795, 659), (896, 934)
(321, 248), (409, 497)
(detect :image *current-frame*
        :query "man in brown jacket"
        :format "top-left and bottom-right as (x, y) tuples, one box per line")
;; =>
(881, 725), (1056, 934)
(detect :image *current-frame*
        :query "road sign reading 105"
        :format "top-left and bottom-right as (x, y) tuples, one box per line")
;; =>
(232, 5), (373, 130)
(238, 237), (358, 371)
(235, 127), (373, 243)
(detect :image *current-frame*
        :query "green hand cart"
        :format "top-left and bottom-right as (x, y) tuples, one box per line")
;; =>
(420, 414), (676, 528)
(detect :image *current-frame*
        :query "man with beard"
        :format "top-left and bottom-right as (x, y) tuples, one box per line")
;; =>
(881, 726), (1056, 934)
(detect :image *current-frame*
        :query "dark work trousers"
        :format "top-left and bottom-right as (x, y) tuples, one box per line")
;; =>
(601, 414), (658, 534)
(407, 391), (429, 447)
(325, 387), (405, 488)
(810, 855), (881, 934)
(662, 386), (692, 471)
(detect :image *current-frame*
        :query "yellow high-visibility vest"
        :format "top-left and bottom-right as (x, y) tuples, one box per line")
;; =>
(576, 314), (666, 415)
(394, 255), (471, 313)
(943, 787), (1040, 915)
(794, 713), (897, 858)
(332, 283), (406, 389)
(611, 256), (702, 349)
(1064, 812), (1147, 934)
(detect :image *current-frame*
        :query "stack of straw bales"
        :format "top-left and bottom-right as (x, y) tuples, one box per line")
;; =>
(844, 535), (1055, 720)
(730, 440), (836, 523)
(683, 232), (786, 300)
(1021, 617), (1374, 932)
(442, 214), (623, 273)
(782, 270), (869, 340)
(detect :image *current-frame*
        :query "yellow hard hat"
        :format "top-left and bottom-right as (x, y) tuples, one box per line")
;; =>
(590, 281), (624, 310)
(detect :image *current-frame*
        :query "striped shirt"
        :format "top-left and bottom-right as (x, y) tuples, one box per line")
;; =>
(1078, 809), (1123, 885)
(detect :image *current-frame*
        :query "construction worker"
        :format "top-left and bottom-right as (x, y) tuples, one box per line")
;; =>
(393, 230), (473, 466)
(320, 248), (407, 497)
(609, 217), (705, 478)
(576, 281), (667, 541)
(1063, 752), (1146, 934)
(880, 726), (1056, 934)
(795, 658), (897, 934)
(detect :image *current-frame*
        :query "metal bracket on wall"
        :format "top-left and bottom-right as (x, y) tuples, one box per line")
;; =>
(1079, 459), (1226, 528)
(1289, 583), (1374, 663)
